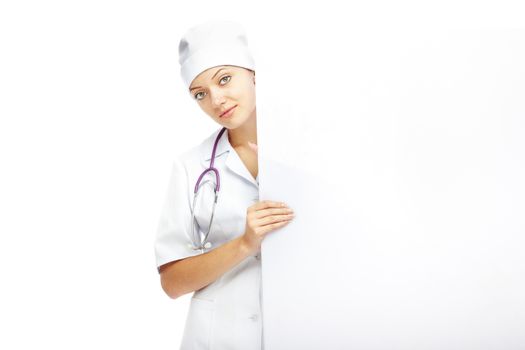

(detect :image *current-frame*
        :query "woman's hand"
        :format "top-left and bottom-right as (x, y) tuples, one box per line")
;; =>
(241, 200), (295, 255)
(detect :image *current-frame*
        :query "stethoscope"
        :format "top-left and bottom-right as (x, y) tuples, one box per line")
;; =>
(190, 127), (227, 253)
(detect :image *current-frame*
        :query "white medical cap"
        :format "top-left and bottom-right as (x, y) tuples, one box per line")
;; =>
(178, 20), (256, 89)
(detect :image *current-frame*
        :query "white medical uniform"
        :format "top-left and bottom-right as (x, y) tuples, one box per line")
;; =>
(155, 127), (263, 350)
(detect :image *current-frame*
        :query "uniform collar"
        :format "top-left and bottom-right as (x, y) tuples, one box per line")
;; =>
(201, 128), (259, 188)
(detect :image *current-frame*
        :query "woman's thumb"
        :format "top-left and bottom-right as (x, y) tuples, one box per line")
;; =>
(248, 142), (258, 155)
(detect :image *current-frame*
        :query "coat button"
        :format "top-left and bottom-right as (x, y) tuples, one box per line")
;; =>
(248, 314), (259, 321)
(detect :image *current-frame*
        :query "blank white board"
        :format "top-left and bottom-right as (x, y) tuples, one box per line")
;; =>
(254, 19), (525, 350)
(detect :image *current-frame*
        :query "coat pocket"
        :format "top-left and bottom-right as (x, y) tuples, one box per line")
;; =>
(180, 297), (215, 350)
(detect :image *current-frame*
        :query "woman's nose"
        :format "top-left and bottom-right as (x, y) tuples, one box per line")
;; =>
(209, 88), (226, 106)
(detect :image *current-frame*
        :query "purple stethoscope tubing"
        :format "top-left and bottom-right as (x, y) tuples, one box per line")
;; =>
(190, 127), (227, 252)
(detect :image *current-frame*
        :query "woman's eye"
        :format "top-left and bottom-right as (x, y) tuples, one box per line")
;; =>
(194, 92), (205, 100)
(220, 75), (231, 85)
(194, 76), (230, 100)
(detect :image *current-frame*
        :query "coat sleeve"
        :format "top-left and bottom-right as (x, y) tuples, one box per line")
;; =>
(154, 157), (203, 274)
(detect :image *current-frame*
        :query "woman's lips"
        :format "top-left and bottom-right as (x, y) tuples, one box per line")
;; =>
(220, 105), (237, 118)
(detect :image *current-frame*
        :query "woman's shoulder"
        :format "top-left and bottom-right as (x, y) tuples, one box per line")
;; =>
(173, 128), (223, 167)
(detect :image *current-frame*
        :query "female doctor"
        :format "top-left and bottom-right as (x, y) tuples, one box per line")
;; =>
(154, 20), (295, 350)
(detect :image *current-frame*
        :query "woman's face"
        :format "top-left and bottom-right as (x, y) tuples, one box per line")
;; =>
(189, 65), (256, 129)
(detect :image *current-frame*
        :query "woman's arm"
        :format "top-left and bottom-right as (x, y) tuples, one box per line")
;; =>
(159, 235), (252, 299)
(159, 200), (294, 299)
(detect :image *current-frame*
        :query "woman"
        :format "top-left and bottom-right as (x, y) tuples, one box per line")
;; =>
(154, 20), (295, 350)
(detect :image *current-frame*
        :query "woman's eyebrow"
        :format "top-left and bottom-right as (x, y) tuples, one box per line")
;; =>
(189, 68), (227, 92)
(211, 68), (226, 80)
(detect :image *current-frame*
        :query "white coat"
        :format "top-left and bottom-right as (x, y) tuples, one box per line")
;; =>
(154, 127), (263, 350)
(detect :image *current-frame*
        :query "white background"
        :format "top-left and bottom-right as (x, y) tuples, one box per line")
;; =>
(0, 1), (256, 349)
(0, 0), (524, 349)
